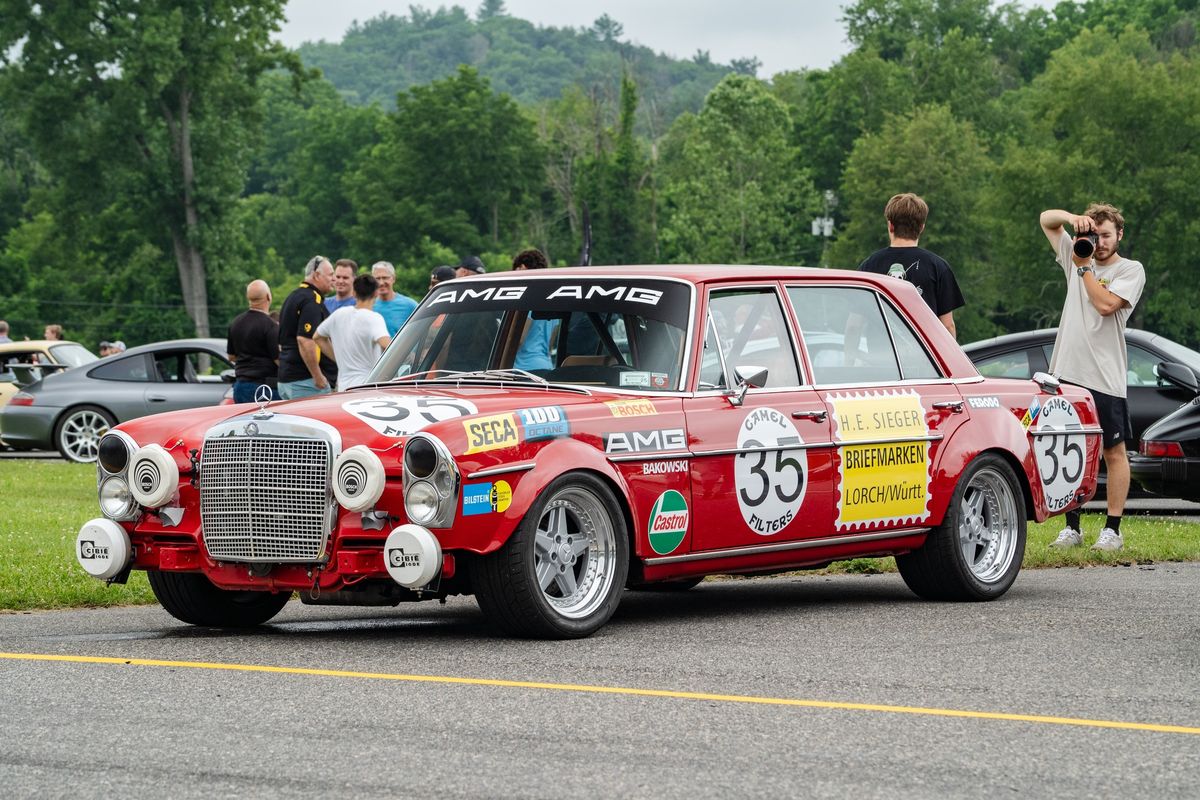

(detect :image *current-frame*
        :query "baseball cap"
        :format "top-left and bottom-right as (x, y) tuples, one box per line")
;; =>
(432, 265), (457, 283)
(112, 341), (126, 352)
(99, 340), (111, 349)
(457, 255), (486, 274)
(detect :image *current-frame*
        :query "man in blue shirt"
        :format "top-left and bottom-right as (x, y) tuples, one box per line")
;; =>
(324, 259), (357, 313)
(371, 260), (418, 337)
(511, 249), (555, 372)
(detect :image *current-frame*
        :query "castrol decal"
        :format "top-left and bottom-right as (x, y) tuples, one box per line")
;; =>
(647, 490), (689, 555)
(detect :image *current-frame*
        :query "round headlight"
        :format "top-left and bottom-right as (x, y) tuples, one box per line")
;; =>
(404, 436), (437, 479)
(128, 444), (179, 509)
(405, 480), (439, 525)
(99, 477), (138, 520)
(98, 432), (135, 475)
(333, 445), (386, 513)
(434, 469), (455, 497)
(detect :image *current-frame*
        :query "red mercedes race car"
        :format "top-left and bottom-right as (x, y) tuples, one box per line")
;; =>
(76, 266), (1103, 638)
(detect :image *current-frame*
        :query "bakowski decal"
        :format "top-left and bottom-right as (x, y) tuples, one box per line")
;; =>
(343, 396), (478, 437)
(829, 390), (931, 530)
(647, 489), (689, 555)
(735, 407), (807, 536)
(604, 428), (686, 454)
(967, 395), (1001, 409)
(606, 399), (657, 417)
(517, 405), (569, 441)
(1033, 396), (1087, 513)
(642, 459), (688, 475)
(464, 413), (520, 454)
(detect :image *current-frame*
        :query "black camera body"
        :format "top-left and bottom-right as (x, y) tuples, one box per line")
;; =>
(1073, 232), (1099, 259)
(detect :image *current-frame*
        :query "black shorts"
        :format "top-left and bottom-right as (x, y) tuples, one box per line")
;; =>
(1089, 388), (1133, 449)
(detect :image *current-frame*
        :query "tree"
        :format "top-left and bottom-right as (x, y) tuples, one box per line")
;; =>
(0, 1), (302, 337)
(478, 0), (507, 20)
(591, 14), (625, 43)
(730, 57), (763, 77)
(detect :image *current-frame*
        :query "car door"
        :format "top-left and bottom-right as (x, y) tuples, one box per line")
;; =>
(148, 349), (234, 413)
(683, 285), (835, 551)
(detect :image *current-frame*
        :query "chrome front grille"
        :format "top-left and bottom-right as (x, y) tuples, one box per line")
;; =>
(200, 435), (333, 562)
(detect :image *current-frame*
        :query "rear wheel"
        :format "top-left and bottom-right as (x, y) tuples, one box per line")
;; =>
(896, 454), (1026, 601)
(473, 472), (628, 639)
(55, 405), (115, 463)
(147, 571), (291, 627)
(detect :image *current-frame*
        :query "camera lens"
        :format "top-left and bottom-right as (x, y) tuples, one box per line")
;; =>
(1073, 236), (1096, 259)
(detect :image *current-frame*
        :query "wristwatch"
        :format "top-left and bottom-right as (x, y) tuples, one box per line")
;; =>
(1076, 264), (1093, 277)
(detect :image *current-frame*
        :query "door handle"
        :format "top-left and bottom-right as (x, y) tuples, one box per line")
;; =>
(933, 400), (964, 413)
(148, 394), (168, 402)
(792, 409), (828, 422)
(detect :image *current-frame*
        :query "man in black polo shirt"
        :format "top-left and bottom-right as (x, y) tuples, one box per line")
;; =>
(278, 255), (336, 399)
(226, 279), (280, 403)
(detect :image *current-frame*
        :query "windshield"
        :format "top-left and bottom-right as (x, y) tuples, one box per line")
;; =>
(49, 343), (99, 367)
(369, 277), (693, 392)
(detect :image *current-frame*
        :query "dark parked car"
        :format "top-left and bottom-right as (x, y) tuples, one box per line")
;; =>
(1130, 363), (1200, 502)
(963, 328), (1200, 450)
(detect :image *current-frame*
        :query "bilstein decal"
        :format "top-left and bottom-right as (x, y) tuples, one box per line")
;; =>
(647, 490), (689, 555)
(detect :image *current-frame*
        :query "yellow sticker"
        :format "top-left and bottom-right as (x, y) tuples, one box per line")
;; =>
(491, 480), (512, 513)
(463, 413), (520, 453)
(606, 399), (657, 417)
(304, 322), (312, 333)
(829, 391), (930, 529)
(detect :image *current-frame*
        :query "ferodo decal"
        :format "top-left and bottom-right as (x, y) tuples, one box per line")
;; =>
(462, 480), (513, 515)
(829, 391), (931, 529)
(606, 399), (657, 417)
(1033, 396), (1087, 513)
(464, 413), (520, 454)
(604, 428), (686, 454)
(735, 407), (807, 536)
(343, 396), (478, 437)
(517, 405), (569, 440)
(967, 395), (1001, 409)
(648, 489), (689, 555)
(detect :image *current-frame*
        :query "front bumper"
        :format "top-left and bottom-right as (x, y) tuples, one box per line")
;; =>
(1129, 454), (1200, 503)
(0, 404), (60, 450)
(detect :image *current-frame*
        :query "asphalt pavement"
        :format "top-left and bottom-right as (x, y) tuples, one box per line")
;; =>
(1, 565), (1198, 798)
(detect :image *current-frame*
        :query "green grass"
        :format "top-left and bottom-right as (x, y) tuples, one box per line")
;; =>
(2, 461), (1199, 610)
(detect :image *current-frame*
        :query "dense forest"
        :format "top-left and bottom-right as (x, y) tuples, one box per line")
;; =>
(2, 0), (1200, 350)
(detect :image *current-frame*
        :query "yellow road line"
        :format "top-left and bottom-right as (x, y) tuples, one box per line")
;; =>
(2, 651), (1197, 736)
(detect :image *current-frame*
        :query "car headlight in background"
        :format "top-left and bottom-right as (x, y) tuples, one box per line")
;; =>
(128, 444), (179, 508)
(99, 476), (139, 520)
(333, 445), (386, 512)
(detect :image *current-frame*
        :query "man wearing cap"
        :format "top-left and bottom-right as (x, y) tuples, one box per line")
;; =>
(227, 280), (280, 403)
(429, 265), (456, 293)
(455, 255), (487, 279)
(278, 256), (337, 399)
(372, 260), (418, 337)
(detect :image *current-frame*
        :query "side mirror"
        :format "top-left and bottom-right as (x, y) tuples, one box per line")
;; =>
(728, 365), (768, 407)
(1156, 361), (1200, 395)
(220, 368), (236, 384)
(1031, 371), (1061, 393)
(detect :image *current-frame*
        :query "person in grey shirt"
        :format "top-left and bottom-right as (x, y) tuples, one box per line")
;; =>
(1039, 203), (1146, 552)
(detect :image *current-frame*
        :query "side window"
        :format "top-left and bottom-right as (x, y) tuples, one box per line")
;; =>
(187, 350), (233, 382)
(881, 302), (941, 380)
(788, 286), (900, 384)
(705, 289), (801, 389)
(91, 354), (152, 382)
(1126, 345), (1160, 387)
(974, 350), (1032, 379)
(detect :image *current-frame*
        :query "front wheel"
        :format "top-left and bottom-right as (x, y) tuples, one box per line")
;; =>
(147, 571), (291, 627)
(472, 472), (629, 638)
(896, 454), (1026, 601)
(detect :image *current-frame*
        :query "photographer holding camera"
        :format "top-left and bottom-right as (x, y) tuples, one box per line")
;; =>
(1039, 204), (1146, 551)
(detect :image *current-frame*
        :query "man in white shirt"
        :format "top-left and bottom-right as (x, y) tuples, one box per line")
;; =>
(314, 273), (391, 391)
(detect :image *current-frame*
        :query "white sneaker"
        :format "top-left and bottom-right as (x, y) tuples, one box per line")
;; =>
(1049, 528), (1083, 548)
(1092, 528), (1124, 551)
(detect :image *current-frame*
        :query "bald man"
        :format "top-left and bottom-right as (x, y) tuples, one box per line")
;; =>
(226, 279), (281, 404)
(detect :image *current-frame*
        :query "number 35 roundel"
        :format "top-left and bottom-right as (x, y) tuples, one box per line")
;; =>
(1033, 396), (1087, 513)
(735, 407), (808, 536)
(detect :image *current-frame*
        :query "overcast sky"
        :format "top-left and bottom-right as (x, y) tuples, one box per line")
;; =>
(278, 1), (1058, 77)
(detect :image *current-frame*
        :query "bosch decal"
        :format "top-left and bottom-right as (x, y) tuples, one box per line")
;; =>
(606, 399), (657, 417)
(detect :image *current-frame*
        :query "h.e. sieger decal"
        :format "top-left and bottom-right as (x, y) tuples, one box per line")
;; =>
(734, 407), (807, 536)
(604, 428), (686, 454)
(829, 390), (931, 530)
(343, 396), (478, 437)
(1033, 395), (1087, 512)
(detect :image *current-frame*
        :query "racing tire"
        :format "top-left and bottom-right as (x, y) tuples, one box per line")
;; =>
(55, 405), (115, 463)
(628, 577), (704, 592)
(472, 472), (629, 639)
(147, 571), (291, 627)
(896, 454), (1026, 601)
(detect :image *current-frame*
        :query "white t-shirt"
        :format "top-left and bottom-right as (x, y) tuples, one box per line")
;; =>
(1048, 231), (1145, 398)
(315, 306), (389, 390)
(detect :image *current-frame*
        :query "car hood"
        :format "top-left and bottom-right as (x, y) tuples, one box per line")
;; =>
(1140, 394), (1200, 444)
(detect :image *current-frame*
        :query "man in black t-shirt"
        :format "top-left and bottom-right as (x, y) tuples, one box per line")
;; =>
(857, 192), (964, 339)
(226, 279), (280, 404)
(277, 256), (336, 399)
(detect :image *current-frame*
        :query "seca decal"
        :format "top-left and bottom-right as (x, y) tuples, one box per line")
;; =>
(604, 428), (686, 454)
(647, 489), (689, 555)
(430, 285), (527, 306)
(642, 460), (688, 475)
(464, 413), (520, 453)
(967, 395), (1001, 409)
(343, 396), (478, 437)
(606, 399), (657, 417)
(462, 480), (513, 515)
(546, 285), (663, 305)
(517, 405), (569, 441)
(1033, 396), (1087, 513)
(829, 390), (931, 530)
(735, 407), (807, 536)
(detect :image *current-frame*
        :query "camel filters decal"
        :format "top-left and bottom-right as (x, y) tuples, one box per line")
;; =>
(829, 390), (931, 530)
(1033, 395), (1087, 512)
(647, 489), (689, 555)
(735, 407), (808, 536)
